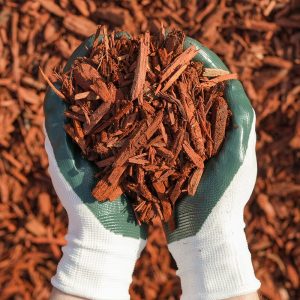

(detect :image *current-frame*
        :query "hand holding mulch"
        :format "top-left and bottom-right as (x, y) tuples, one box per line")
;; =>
(43, 27), (236, 225)
(43, 26), (262, 300)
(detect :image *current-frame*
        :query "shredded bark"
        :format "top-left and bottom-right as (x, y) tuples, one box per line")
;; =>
(131, 31), (150, 101)
(55, 27), (232, 225)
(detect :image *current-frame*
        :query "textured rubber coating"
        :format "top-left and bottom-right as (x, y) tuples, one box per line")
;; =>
(44, 34), (253, 241)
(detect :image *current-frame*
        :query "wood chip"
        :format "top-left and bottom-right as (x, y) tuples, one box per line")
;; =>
(131, 32), (150, 100)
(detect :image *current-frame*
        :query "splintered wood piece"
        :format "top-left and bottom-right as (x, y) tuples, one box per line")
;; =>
(107, 185), (123, 201)
(139, 182), (158, 204)
(158, 169), (176, 181)
(152, 181), (166, 198)
(73, 63), (112, 102)
(160, 64), (188, 93)
(171, 124), (186, 162)
(147, 135), (163, 147)
(94, 101), (133, 133)
(73, 119), (84, 139)
(64, 111), (85, 122)
(168, 104), (175, 125)
(73, 62), (102, 89)
(131, 32), (150, 100)
(169, 162), (193, 204)
(91, 26), (102, 54)
(182, 140), (204, 169)
(209, 73), (238, 84)
(74, 91), (91, 100)
(211, 97), (229, 155)
(187, 168), (204, 196)
(92, 179), (110, 200)
(162, 200), (173, 222)
(154, 202), (164, 221)
(64, 124), (78, 142)
(160, 93), (186, 119)
(147, 146), (155, 163)
(144, 110), (164, 140)
(203, 68), (229, 77)
(113, 120), (148, 167)
(142, 101), (156, 114)
(155, 147), (174, 160)
(93, 165), (127, 200)
(83, 102), (111, 135)
(178, 81), (204, 155)
(159, 123), (168, 144)
(102, 26), (109, 61)
(197, 115), (213, 145)
(96, 156), (115, 168)
(128, 157), (149, 165)
(39, 67), (66, 100)
(159, 45), (198, 84)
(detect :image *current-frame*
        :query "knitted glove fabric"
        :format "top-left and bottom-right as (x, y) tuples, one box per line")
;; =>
(166, 38), (261, 299)
(44, 35), (146, 300)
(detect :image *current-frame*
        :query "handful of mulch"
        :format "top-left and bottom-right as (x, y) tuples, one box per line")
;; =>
(43, 27), (236, 225)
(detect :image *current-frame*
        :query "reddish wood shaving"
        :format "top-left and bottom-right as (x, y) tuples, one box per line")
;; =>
(131, 32), (150, 101)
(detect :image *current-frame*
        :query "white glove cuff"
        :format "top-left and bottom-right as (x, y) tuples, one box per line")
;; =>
(51, 239), (144, 300)
(169, 227), (260, 300)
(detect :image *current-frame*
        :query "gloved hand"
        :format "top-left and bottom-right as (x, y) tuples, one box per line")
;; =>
(44, 34), (260, 300)
(44, 37), (147, 300)
(166, 38), (261, 299)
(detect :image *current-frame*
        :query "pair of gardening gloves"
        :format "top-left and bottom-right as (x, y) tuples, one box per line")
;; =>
(44, 35), (260, 300)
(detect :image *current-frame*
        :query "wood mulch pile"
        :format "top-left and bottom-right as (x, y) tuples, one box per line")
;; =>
(0, 1), (299, 299)
(51, 27), (232, 225)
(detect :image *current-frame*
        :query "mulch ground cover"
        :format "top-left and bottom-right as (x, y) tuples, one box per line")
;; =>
(0, 1), (299, 299)
(49, 27), (232, 225)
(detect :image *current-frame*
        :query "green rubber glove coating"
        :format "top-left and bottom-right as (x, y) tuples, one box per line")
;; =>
(44, 34), (253, 241)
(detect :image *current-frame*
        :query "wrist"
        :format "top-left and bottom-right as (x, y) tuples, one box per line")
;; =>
(225, 292), (260, 300)
(50, 287), (86, 300)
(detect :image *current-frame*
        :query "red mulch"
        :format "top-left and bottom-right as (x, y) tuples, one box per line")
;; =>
(0, 1), (299, 299)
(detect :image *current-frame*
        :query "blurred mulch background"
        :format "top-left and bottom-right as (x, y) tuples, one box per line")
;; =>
(0, 0), (299, 299)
